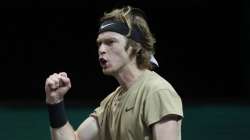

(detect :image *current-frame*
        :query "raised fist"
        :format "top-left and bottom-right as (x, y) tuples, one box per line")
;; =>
(45, 72), (71, 104)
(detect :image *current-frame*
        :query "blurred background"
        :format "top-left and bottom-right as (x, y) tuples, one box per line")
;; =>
(0, 0), (249, 139)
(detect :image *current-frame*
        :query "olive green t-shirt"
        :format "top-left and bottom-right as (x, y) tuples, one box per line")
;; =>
(91, 70), (183, 140)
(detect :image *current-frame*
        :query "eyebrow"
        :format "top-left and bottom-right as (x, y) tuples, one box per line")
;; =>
(96, 37), (118, 44)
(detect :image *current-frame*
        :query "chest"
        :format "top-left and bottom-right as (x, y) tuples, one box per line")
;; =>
(107, 91), (151, 140)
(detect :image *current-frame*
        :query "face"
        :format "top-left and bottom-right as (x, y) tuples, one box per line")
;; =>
(96, 31), (131, 75)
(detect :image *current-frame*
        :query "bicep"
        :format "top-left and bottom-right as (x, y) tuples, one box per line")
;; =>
(152, 115), (180, 140)
(75, 117), (100, 140)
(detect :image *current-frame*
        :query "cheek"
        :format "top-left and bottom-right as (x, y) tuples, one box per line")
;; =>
(108, 44), (129, 64)
(110, 54), (123, 65)
(110, 47), (126, 59)
(113, 51), (129, 63)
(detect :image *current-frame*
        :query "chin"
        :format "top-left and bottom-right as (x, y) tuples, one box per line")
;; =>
(102, 68), (115, 76)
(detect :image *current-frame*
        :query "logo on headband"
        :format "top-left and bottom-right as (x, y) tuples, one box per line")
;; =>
(100, 23), (115, 30)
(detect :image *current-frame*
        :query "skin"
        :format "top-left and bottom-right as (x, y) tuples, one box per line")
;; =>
(45, 31), (179, 140)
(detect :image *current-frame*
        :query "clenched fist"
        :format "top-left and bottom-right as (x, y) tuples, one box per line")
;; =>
(45, 72), (71, 104)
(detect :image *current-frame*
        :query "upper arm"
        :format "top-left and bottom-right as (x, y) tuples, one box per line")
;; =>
(152, 115), (180, 140)
(75, 117), (100, 140)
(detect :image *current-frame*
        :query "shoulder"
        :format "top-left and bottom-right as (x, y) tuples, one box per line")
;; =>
(142, 72), (184, 125)
(143, 70), (177, 94)
(142, 70), (183, 107)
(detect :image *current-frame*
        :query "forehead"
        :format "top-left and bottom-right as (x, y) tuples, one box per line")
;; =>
(97, 31), (126, 42)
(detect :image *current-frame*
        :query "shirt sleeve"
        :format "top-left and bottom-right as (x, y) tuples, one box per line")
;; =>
(90, 104), (104, 128)
(90, 104), (103, 120)
(143, 89), (183, 126)
(89, 92), (114, 127)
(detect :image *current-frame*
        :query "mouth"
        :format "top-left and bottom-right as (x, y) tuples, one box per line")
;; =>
(99, 58), (108, 68)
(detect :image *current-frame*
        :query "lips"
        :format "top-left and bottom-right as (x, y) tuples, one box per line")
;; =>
(99, 57), (108, 68)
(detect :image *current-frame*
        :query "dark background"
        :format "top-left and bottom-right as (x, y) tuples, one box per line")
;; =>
(0, 0), (249, 140)
(1, 0), (246, 104)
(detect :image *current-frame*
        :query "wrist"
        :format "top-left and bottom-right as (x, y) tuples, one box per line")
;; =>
(47, 100), (68, 128)
(46, 96), (64, 105)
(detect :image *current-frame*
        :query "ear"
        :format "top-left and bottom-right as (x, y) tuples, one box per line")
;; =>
(136, 49), (142, 55)
(126, 45), (134, 55)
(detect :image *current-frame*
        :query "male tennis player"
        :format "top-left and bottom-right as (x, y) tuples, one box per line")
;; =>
(45, 5), (183, 140)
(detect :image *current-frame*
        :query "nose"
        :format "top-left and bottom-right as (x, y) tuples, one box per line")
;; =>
(98, 44), (107, 55)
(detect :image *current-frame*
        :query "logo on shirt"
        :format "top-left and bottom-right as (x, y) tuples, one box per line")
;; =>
(125, 107), (134, 112)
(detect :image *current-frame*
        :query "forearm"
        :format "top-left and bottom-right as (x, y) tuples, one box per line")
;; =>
(47, 101), (77, 140)
(45, 72), (77, 140)
(50, 122), (78, 140)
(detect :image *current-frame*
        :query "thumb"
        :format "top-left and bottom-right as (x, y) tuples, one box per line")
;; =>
(59, 72), (67, 78)
(59, 75), (71, 88)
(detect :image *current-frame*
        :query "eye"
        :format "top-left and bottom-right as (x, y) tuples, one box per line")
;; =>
(96, 41), (101, 48)
(105, 39), (115, 46)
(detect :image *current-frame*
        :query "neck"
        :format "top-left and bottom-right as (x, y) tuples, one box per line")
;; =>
(114, 64), (145, 90)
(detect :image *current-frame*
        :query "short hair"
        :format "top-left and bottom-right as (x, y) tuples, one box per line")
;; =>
(100, 6), (156, 70)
